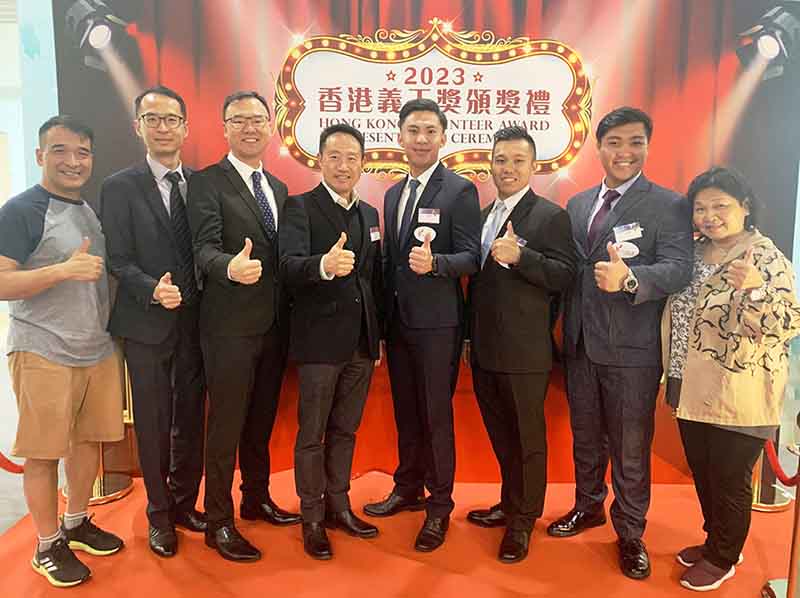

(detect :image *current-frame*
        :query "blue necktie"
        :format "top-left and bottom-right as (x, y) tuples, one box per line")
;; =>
(398, 178), (421, 245)
(251, 171), (277, 239)
(481, 200), (507, 266)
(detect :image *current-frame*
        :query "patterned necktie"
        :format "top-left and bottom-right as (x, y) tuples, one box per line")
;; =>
(586, 189), (621, 250)
(481, 200), (507, 266)
(251, 170), (277, 239)
(398, 178), (421, 245)
(165, 171), (198, 304)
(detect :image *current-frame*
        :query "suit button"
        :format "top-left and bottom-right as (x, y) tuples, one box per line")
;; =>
(394, 290), (398, 297)
(355, 297), (361, 303)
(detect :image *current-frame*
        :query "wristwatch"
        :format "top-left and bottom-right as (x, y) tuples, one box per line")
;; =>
(622, 269), (639, 294)
(430, 254), (439, 275)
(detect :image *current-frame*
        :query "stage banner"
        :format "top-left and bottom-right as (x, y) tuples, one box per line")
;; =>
(276, 18), (591, 180)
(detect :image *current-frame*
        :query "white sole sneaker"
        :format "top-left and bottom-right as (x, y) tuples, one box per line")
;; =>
(680, 564), (735, 592)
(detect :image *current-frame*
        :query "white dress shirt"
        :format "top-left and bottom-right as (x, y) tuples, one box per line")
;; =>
(587, 171), (642, 232)
(147, 153), (186, 215)
(396, 161), (439, 235)
(481, 185), (529, 245)
(227, 151), (279, 228)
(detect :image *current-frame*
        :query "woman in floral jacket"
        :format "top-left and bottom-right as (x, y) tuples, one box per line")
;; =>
(662, 166), (800, 592)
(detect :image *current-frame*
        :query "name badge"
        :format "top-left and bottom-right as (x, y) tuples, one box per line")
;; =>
(414, 225), (437, 242)
(370, 226), (381, 242)
(418, 208), (440, 224)
(613, 222), (643, 243)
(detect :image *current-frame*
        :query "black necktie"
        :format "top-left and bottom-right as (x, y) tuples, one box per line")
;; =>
(165, 171), (198, 304)
(586, 189), (621, 250)
(398, 178), (421, 245)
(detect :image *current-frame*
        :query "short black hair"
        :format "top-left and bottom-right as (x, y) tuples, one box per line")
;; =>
(319, 123), (365, 155)
(398, 98), (447, 131)
(596, 106), (653, 143)
(492, 126), (537, 158)
(134, 85), (187, 118)
(38, 115), (94, 149)
(687, 166), (759, 230)
(222, 90), (271, 120)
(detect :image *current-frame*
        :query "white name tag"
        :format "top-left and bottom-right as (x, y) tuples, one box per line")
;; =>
(613, 222), (644, 243)
(418, 208), (440, 224)
(370, 226), (381, 242)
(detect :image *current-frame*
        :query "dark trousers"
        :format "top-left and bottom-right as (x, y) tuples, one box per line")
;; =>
(472, 366), (549, 531)
(201, 323), (287, 526)
(295, 351), (374, 522)
(678, 419), (764, 569)
(386, 319), (460, 518)
(564, 340), (661, 540)
(124, 306), (205, 530)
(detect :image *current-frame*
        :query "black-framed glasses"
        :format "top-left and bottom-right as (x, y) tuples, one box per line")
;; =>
(139, 113), (185, 129)
(224, 115), (270, 130)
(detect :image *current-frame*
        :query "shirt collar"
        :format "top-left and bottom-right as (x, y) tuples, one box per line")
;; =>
(147, 153), (184, 182)
(600, 171), (641, 200)
(493, 186), (529, 215)
(322, 180), (360, 210)
(227, 151), (263, 183)
(407, 161), (439, 189)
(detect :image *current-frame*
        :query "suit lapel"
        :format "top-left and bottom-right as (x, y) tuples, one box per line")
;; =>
(220, 157), (269, 238)
(135, 162), (173, 240)
(264, 169), (286, 217)
(357, 201), (371, 262)
(312, 184), (347, 235)
(588, 176), (650, 255)
(575, 186), (600, 253)
(505, 191), (535, 237)
(385, 181), (403, 252)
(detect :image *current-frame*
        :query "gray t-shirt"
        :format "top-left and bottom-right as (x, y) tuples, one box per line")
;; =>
(0, 185), (114, 366)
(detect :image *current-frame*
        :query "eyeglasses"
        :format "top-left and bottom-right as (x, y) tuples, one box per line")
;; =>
(139, 113), (185, 129)
(224, 115), (270, 130)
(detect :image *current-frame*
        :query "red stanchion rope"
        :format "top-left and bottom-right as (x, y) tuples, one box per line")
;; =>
(0, 451), (23, 474)
(765, 439), (800, 487)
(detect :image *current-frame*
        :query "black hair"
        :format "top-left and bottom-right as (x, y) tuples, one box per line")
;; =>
(38, 115), (94, 149)
(134, 85), (187, 118)
(398, 98), (447, 130)
(492, 126), (537, 158)
(687, 166), (759, 230)
(319, 123), (365, 155)
(222, 90), (271, 120)
(596, 106), (653, 143)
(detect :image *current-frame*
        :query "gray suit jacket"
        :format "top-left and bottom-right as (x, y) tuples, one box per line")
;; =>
(562, 174), (692, 367)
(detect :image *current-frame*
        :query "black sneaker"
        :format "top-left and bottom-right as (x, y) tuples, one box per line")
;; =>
(63, 515), (124, 556)
(31, 538), (91, 588)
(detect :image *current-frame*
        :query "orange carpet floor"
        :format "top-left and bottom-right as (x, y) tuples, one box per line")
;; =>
(0, 470), (791, 597)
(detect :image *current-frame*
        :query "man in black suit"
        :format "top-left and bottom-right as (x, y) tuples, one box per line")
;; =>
(187, 90), (300, 563)
(100, 86), (206, 558)
(280, 124), (382, 560)
(547, 107), (692, 579)
(363, 99), (481, 552)
(465, 127), (576, 563)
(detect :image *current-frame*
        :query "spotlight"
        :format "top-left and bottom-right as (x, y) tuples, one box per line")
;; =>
(736, 4), (800, 80)
(65, 0), (128, 67)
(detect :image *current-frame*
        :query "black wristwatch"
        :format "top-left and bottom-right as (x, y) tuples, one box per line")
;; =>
(430, 254), (439, 275)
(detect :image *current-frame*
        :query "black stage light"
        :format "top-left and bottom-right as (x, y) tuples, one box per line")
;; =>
(65, 0), (127, 68)
(737, 3), (800, 80)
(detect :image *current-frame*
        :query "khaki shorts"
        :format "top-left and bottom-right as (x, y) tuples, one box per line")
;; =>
(9, 351), (125, 459)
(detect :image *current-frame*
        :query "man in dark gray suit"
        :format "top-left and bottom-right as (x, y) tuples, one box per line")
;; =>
(547, 107), (692, 580)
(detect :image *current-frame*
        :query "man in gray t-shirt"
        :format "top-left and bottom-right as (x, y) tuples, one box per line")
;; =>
(0, 116), (124, 588)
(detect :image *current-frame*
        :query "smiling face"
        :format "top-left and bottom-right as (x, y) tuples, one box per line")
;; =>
(36, 126), (93, 199)
(135, 92), (188, 164)
(491, 138), (536, 200)
(692, 187), (749, 244)
(319, 132), (363, 199)
(398, 110), (446, 176)
(597, 121), (649, 188)
(223, 97), (271, 167)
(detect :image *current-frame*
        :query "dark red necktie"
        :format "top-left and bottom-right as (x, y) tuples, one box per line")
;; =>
(586, 189), (621, 250)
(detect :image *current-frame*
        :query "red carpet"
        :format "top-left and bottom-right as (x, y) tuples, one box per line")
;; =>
(0, 471), (791, 597)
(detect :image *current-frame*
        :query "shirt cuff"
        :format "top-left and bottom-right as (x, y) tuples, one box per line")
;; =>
(319, 254), (335, 280)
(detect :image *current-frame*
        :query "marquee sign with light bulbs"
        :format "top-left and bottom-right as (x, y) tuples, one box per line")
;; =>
(275, 18), (592, 181)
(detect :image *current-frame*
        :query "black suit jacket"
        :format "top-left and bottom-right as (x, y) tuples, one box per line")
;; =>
(186, 156), (288, 338)
(468, 190), (576, 373)
(383, 162), (481, 330)
(280, 184), (383, 363)
(100, 161), (196, 345)
(562, 174), (693, 367)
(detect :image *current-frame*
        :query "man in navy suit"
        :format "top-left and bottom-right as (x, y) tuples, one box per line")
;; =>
(547, 107), (692, 579)
(363, 99), (481, 552)
(101, 86), (206, 558)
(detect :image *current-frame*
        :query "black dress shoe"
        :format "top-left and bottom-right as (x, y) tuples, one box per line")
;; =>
(414, 516), (449, 552)
(325, 509), (379, 538)
(204, 524), (261, 562)
(240, 498), (301, 526)
(149, 525), (177, 558)
(467, 504), (507, 528)
(498, 528), (530, 564)
(302, 522), (333, 560)
(546, 508), (606, 537)
(363, 491), (425, 518)
(619, 538), (651, 579)
(174, 509), (207, 532)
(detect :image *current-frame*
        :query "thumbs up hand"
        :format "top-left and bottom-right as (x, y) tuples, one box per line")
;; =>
(594, 241), (630, 292)
(153, 271), (182, 309)
(62, 237), (104, 281)
(491, 221), (522, 266)
(409, 232), (434, 274)
(728, 246), (763, 291)
(228, 237), (263, 284)
(324, 232), (356, 278)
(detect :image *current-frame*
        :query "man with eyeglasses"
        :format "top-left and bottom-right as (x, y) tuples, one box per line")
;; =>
(99, 86), (207, 558)
(186, 90), (300, 563)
